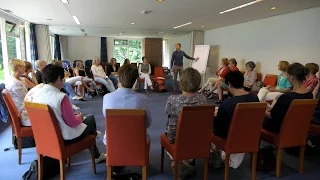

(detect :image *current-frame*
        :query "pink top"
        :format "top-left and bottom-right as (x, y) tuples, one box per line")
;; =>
(303, 75), (318, 91)
(60, 96), (82, 127)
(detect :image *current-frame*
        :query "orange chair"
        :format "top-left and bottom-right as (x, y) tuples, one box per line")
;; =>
(106, 109), (150, 180)
(309, 124), (320, 136)
(211, 102), (267, 180)
(2, 90), (33, 165)
(153, 66), (166, 92)
(160, 105), (215, 180)
(24, 102), (96, 180)
(260, 99), (318, 178)
(263, 74), (277, 87)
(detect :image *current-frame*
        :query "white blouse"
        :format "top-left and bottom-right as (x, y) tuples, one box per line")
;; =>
(91, 65), (106, 78)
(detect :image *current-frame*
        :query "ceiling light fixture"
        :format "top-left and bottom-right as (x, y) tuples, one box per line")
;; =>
(157, 32), (163, 35)
(219, 0), (263, 14)
(62, 29), (66, 30)
(46, 18), (52, 20)
(173, 22), (192, 29)
(131, 22), (135, 25)
(271, 7), (277, 10)
(202, 26), (205, 28)
(156, 0), (165, 2)
(72, 16), (80, 25)
(141, 10), (152, 15)
(60, 0), (69, 3)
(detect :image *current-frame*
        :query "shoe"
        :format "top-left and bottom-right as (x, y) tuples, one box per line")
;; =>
(72, 104), (80, 110)
(95, 153), (106, 164)
(207, 94), (214, 99)
(145, 89), (149, 93)
(96, 131), (101, 139)
(72, 95), (83, 100)
(86, 93), (94, 99)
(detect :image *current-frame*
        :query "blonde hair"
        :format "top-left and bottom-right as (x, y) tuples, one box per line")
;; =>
(221, 58), (229, 66)
(279, 61), (290, 72)
(76, 61), (84, 69)
(50, 60), (62, 67)
(35, 60), (46, 69)
(93, 57), (100, 66)
(9, 59), (25, 72)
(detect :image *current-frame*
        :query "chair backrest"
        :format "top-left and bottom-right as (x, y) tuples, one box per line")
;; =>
(263, 74), (277, 87)
(2, 90), (22, 137)
(62, 60), (71, 67)
(225, 102), (267, 154)
(154, 66), (164, 78)
(257, 73), (262, 81)
(106, 109), (148, 166)
(131, 63), (138, 69)
(175, 105), (215, 160)
(85, 59), (93, 66)
(24, 102), (65, 159)
(116, 63), (120, 68)
(62, 62), (69, 69)
(279, 99), (318, 148)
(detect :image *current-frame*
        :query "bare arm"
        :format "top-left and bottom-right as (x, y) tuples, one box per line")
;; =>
(21, 78), (36, 89)
(30, 72), (38, 85)
(74, 68), (80, 77)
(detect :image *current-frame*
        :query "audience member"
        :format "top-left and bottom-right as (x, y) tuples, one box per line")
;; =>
(304, 63), (319, 92)
(29, 64), (106, 163)
(313, 72), (320, 99)
(228, 58), (239, 71)
(213, 70), (259, 139)
(5, 59), (30, 126)
(165, 67), (206, 179)
(35, 60), (47, 84)
(91, 57), (116, 93)
(198, 58), (230, 93)
(106, 58), (119, 88)
(21, 61), (38, 90)
(138, 56), (154, 93)
(257, 61), (291, 102)
(102, 64), (152, 145)
(124, 58), (130, 65)
(243, 61), (257, 91)
(263, 63), (313, 133)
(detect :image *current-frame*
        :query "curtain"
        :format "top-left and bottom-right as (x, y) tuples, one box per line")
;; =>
(100, 37), (107, 62)
(29, 23), (38, 64)
(60, 35), (68, 60)
(35, 24), (52, 62)
(19, 26), (26, 60)
(54, 34), (61, 60)
(189, 31), (205, 84)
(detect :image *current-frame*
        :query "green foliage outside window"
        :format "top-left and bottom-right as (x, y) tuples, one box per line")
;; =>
(113, 40), (142, 65)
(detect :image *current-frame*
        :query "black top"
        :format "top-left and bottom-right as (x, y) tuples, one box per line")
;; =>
(170, 50), (195, 69)
(21, 74), (33, 91)
(264, 91), (313, 133)
(78, 69), (86, 77)
(214, 93), (259, 139)
(106, 64), (118, 76)
(35, 69), (42, 84)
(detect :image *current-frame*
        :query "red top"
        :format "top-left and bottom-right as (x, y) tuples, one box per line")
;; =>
(216, 66), (230, 79)
(231, 66), (239, 71)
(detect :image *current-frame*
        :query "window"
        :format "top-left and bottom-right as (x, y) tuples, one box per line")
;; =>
(162, 39), (170, 67)
(113, 39), (142, 65)
(50, 35), (55, 58)
(0, 21), (3, 80)
(6, 21), (21, 60)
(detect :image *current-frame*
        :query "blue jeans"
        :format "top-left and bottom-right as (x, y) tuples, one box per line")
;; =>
(109, 75), (118, 88)
(63, 82), (76, 99)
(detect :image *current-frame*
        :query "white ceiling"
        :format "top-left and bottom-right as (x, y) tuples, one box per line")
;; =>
(0, 0), (320, 38)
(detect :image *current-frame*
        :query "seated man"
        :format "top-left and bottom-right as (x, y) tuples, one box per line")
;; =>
(213, 71), (259, 169)
(102, 64), (152, 145)
(28, 64), (105, 163)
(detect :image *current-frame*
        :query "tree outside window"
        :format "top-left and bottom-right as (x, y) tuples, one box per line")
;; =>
(113, 39), (142, 65)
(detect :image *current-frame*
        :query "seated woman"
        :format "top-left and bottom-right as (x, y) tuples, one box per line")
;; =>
(28, 64), (106, 163)
(165, 67), (207, 179)
(91, 57), (116, 93)
(138, 56), (154, 93)
(106, 58), (119, 88)
(5, 59), (30, 126)
(74, 60), (100, 96)
(243, 61), (257, 92)
(216, 59), (246, 103)
(263, 63), (313, 133)
(198, 58), (230, 94)
(314, 72), (320, 99)
(257, 61), (291, 102)
(21, 61), (38, 90)
(304, 63), (319, 92)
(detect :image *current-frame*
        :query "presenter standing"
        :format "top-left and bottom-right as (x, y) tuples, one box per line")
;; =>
(171, 43), (199, 93)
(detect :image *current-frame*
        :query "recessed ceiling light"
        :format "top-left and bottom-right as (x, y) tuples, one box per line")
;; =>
(271, 7), (277, 10)
(62, 29), (66, 30)
(47, 19), (52, 20)
(157, 32), (163, 35)
(131, 22), (135, 25)
(202, 26), (205, 28)
(156, 0), (165, 2)
(72, 16), (80, 25)
(141, 10), (152, 15)
(174, 22), (192, 29)
(60, 0), (69, 3)
(219, 0), (263, 14)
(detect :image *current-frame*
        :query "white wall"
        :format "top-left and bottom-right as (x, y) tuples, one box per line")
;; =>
(204, 7), (320, 76)
(168, 34), (192, 69)
(67, 36), (100, 61)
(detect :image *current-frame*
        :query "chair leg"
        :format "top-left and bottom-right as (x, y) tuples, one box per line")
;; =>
(224, 154), (230, 180)
(160, 146), (164, 172)
(204, 158), (209, 180)
(107, 166), (112, 180)
(299, 146), (305, 174)
(67, 157), (71, 167)
(59, 160), (65, 180)
(251, 152), (257, 180)
(142, 166), (147, 180)
(18, 137), (22, 165)
(90, 145), (97, 174)
(174, 160), (179, 180)
(276, 148), (283, 178)
(38, 154), (43, 180)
